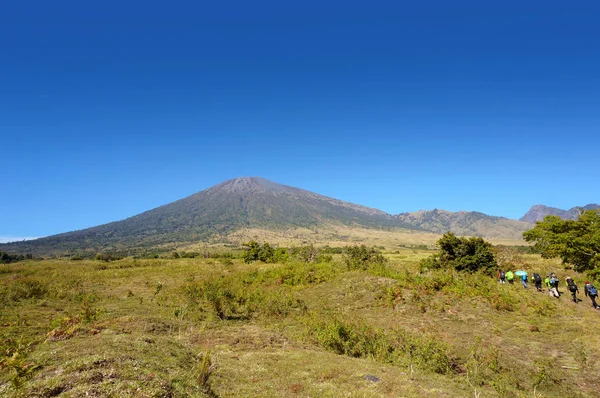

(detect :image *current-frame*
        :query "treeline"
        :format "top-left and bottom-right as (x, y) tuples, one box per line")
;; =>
(242, 241), (335, 264)
(0, 251), (33, 264)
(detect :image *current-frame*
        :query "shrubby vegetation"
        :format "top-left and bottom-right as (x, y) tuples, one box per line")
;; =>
(0, 252), (32, 264)
(342, 244), (387, 270)
(420, 232), (497, 274)
(241, 241), (334, 264)
(524, 209), (600, 273)
(305, 314), (453, 374)
(94, 253), (123, 262)
(2, 239), (600, 396)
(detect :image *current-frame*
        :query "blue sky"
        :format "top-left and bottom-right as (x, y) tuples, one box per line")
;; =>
(1, 1), (599, 241)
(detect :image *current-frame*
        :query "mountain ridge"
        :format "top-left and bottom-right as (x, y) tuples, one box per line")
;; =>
(2, 177), (534, 255)
(519, 203), (600, 223)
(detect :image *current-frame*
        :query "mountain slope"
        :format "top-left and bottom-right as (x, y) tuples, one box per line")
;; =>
(396, 209), (533, 239)
(1, 177), (537, 256)
(519, 203), (600, 223)
(0, 177), (413, 255)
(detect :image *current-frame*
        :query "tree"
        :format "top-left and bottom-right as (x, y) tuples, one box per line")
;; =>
(523, 210), (600, 272)
(0, 251), (25, 264)
(242, 241), (287, 263)
(421, 232), (497, 274)
(242, 241), (261, 263)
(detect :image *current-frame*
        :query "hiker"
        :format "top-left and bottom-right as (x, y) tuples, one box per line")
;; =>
(545, 275), (560, 298)
(521, 273), (528, 289)
(498, 270), (506, 284)
(565, 277), (579, 303)
(584, 282), (600, 309)
(532, 272), (543, 292)
(506, 270), (515, 284)
(550, 273), (561, 296)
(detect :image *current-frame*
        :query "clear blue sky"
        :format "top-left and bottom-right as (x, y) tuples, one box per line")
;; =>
(2, 1), (599, 241)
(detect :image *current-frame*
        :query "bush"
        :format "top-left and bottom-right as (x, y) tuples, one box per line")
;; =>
(182, 276), (306, 320)
(420, 233), (497, 274)
(94, 253), (123, 262)
(305, 314), (453, 374)
(343, 245), (387, 270)
(0, 252), (26, 264)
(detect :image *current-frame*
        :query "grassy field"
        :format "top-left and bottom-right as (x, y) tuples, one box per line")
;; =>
(1, 246), (599, 397)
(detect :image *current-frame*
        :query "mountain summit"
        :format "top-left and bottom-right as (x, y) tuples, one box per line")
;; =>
(1, 177), (535, 256)
(0, 177), (407, 255)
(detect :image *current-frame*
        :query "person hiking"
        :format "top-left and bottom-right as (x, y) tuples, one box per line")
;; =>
(532, 272), (543, 292)
(584, 282), (599, 309)
(498, 270), (506, 284)
(550, 273), (561, 296)
(506, 271), (514, 284)
(521, 273), (528, 289)
(565, 277), (579, 303)
(546, 275), (560, 298)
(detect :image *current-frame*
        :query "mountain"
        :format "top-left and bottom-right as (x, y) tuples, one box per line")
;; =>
(519, 204), (600, 223)
(1, 177), (535, 256)
(0, 177), (414, 256)
(396, 209), (533, 240)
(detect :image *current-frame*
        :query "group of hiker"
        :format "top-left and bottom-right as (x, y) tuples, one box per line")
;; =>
(497, 269), (600, 310)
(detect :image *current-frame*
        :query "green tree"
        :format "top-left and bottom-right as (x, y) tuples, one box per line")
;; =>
(242, 241), (286, 263)
(523, 210), (600, 272)
(242, 241), (261, 263)
(0, 251), (25, 264)
(258, 243), (275, 263)
(421, 232), (497, 274)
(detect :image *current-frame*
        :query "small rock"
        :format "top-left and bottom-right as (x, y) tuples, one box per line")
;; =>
(363, 374), (380, 383)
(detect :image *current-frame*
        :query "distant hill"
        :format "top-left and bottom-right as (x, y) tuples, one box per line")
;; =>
(1, 177), (536, 256)
(519, 204), (600, 223)
(396, 209), (532, 240)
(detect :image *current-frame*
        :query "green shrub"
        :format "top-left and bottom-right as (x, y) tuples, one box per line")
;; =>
(0, 252), (26, 264)
(343, 245), (387, 271)
(182, 276), (305, 320)
(305, 314), (453, 374)
(421, 233), (497, 274)
(242, 241), (287, 263)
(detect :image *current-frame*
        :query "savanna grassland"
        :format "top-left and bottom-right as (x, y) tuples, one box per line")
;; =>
(1, 245), (600, 397)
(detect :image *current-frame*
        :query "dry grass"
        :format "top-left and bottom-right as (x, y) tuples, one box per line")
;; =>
(1, 246), (599, 397)
(221, 225), (525, 250)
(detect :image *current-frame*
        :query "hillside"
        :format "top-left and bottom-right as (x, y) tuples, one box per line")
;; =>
(0, 177), (415, 256)
(1, 177), (537, 256)
(2, 250), (600, 397)
(520, 204), (600, 223)
(396, 209), (532, 240)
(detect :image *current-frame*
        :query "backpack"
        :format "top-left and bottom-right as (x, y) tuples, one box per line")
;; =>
(500, 271), (506, 279)
(549, 277), (558, 287)
(506, 271), (514, 280)
(533, 273), (542, 283)
(588, 285), (598, 296)
(568, 283), (577, 293)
